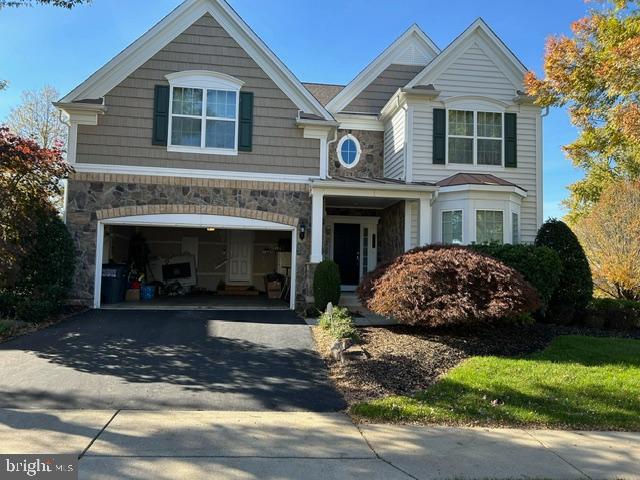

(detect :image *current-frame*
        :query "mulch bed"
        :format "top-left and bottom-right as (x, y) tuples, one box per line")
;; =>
(312, 322), (640, 405)
(0, 305), (87, 344)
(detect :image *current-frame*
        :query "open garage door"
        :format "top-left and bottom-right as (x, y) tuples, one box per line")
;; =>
(94, 214), (297, 310)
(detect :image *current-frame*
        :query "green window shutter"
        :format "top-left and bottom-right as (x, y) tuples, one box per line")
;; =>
(238, 91), (254, 152)
(433, 108), (446, 164)
(152, 85), (170, 146)
(505, 112), (517, 168)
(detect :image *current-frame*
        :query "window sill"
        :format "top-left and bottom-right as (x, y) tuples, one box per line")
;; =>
(167, 145), (238, 156)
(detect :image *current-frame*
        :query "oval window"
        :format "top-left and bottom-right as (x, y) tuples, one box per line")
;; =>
(337, 134), (361, 168)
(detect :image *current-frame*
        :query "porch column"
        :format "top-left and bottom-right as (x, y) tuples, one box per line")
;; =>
(419, 195), (432, 246)
(310, 191), (324, 263)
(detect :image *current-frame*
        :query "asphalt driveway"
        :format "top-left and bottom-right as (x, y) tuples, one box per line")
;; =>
(0, 309), (345, 411)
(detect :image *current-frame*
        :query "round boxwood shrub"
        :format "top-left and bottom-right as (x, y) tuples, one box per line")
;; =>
(313, 260), (341, 312)
(471, 244), (562, 312)
(357, 245), (540, 328)
(535, 219), (593, 323)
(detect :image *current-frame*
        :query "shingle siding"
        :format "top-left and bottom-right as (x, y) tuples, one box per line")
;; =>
(75, 14), (320, 176)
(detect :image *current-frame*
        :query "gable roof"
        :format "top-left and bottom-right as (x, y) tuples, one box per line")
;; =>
(303, 83), (344, 106)
(60, 0), (333, 121)
(406, 18), (528, 90)
(325, 24), (440, 114)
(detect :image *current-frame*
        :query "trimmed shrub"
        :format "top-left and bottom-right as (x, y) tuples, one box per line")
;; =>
(358, 245), (540, 328)
(585, 298), (640, 330)
(318, 305), (358, 340)
(535, 219), (593, 323)
(2, 212), (77, 323)
(313, 260), (341, 312)
(471, 244), (562, 311)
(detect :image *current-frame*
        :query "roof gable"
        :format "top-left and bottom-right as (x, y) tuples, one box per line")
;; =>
(61, 0), (333, 120)
(325, 24), (440, 114)
(406, 18), (528, 91)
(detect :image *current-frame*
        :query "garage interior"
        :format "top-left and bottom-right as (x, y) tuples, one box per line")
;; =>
(100, 224), (292, 309)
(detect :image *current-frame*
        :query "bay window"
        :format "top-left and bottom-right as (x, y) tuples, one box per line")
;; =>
(476, 210), (504, 244)
(442, 210), (463, 244)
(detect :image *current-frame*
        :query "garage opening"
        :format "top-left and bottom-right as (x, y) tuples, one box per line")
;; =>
(94, 214), (296, 310)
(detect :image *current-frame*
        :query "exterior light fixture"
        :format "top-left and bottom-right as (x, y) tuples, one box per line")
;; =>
(299, 223), (306, 241)
(206, 227), (216, 232)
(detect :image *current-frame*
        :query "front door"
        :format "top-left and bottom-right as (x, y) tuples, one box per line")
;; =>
(227, 230), (253, 284)
(333, 223), (360, 286)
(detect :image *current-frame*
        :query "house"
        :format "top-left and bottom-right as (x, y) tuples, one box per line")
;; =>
(55, 0), (543, 311)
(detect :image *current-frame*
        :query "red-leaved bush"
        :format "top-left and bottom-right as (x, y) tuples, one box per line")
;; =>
(357, 245), (540, 327)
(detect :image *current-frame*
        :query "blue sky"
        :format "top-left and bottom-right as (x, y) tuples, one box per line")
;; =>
(0, 0), (588, 219)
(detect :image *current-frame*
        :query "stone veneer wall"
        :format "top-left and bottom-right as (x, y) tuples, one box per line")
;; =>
(65, 172), (312, 307)
(378, 200), (405, 264)
(328, 129), (384, 178)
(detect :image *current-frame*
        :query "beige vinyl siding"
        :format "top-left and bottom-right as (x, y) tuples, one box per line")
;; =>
(431, 42), (516, 102)
(383, 108), (406, 179)
(411, 103), (539, 242)
(410, 201), (418, 248)
(344, 64), (424, 114)
(76, 14), (320, 176)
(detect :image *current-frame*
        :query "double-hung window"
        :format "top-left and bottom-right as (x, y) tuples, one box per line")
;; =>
(448, 110), (503, 166)
(166, 71), (243, 155)
(442, 210), (463, 244)
(476, 210), (504, 244)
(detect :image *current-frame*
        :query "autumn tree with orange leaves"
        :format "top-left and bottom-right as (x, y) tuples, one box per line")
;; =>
(574, 180), (640, 300)
(525, 0), (640, 222)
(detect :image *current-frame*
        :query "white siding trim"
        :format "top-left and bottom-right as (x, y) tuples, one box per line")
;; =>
(73, 162), (315, 184)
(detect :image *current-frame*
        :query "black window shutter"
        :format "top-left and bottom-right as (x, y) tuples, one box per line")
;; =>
(238, 91), (254, 152)
(152, 85), (170, 146)
(433, 108), (446, 164)
(505, 112), (517, 168)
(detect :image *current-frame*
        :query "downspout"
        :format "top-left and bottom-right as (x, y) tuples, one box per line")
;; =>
(325, 127), (338, 179)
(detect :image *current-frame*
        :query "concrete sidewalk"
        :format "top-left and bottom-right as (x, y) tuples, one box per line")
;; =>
(1, 410), (638, 479)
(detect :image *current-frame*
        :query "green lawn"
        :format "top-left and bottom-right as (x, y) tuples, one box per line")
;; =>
(351, 335), (640, 430)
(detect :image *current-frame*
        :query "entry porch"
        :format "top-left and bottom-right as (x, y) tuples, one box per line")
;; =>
(310, 177), (437, 292)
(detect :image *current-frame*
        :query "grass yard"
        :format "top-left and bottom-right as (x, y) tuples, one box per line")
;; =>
(351, 335), (640, 430)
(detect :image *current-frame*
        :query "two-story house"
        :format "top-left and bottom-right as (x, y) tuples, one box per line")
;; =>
(56, 0), (542, 311)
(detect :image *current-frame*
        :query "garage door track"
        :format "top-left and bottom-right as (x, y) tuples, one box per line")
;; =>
(0, 309), (345, 411)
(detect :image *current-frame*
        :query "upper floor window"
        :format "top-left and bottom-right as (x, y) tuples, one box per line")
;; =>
(166, 71), (244, 155)
(337, 134), (361, 168)
(448, 110), (503, 166)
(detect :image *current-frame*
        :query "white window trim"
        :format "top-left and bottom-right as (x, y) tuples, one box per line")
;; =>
(336, 134), (362, 169)
(474, 208), (505, 244)
(166, 71), (244, 156)
(445, 109), (505, 168)
(441, 209), (464, 245)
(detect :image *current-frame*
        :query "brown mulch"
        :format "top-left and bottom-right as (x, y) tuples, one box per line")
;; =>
(0, 305), (88, 343)
(312, 322), (640, 405)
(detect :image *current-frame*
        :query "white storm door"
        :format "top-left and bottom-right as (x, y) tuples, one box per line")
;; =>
(227, 230), (253, 283)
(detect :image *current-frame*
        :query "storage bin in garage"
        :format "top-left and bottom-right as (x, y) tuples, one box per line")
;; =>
(140, 285), (156, 301)
(101, 264), (128, 304)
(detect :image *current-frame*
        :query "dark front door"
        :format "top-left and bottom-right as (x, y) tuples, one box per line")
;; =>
(333, 223), (360, 286)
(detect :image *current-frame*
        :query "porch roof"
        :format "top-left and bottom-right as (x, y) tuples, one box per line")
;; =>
(311, 175), (436, 193)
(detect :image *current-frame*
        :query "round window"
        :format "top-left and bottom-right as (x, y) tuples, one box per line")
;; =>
(337, 134), (361, 168)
